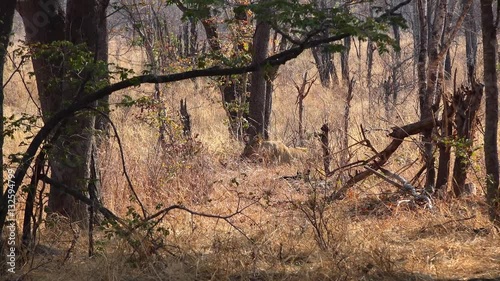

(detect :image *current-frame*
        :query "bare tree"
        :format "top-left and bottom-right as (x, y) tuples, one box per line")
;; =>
(293, 72), (316, 145)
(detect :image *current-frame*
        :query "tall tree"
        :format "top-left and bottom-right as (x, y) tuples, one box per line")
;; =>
(0, 0), (17, 196)
(311, 0), (338, 88)
(463, 0), (478, 77)
(0, 0), (17, 259)
(17, 0), (109, 222)
(480, 0), (499, 222)
(247, 18), (271, 141)
(416, 0), (472, 191)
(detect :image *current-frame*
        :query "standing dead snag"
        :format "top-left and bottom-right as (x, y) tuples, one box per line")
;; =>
(318, 124), (331, 175)
(293, 71), (316, 145)
(341, 79), (355, 168)
(180, 99), (191, 138)
(451, 78), (483, 196)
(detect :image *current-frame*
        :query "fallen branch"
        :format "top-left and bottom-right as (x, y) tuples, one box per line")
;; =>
(328, 116), (439, 201)
(365, 166), (433, 209)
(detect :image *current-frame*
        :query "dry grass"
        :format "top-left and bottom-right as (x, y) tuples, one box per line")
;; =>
(2, 34), (500, 281)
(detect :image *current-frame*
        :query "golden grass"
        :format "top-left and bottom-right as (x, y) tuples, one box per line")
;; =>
(2, 34), (500, 280)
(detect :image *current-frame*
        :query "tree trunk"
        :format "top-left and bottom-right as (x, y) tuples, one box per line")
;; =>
(189, 19), (198, 55)
(480, 0), (499, 222)
(367, 2), (375, 112)
(18, 0), (108, 222)
(464, 0), (478, 78)
(94, 0), (111, 138)
(196, 7), (249, 140)
(340, 36), (351, 83)
(421, 0), (447, 189)
(311, 46), (336, 88)
(0, 0), (16, 196)
(0, 0), (17, 261)
(247, 20), (271, 141)
(444, 50), (452, 80)
(17, 0), (66, 119)
(435, 95), (453, 196)
(391, 0), (402, 104)
(451, 81), (483, 196)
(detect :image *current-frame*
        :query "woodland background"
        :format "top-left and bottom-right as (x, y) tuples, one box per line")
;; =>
(0, 0), (499, 280)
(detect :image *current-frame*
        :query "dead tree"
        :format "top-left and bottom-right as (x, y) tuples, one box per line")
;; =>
(293, 72), (316, 145)
(329, 116), (440, 201)
(451, 78), (483, 196)
(341, 79), (355, 168)
(319, 124), (331, 175)
(180, 99), (191, 138)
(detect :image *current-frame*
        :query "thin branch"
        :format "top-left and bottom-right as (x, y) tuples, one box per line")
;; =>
(85, 107), (148, 218)
(39, 175), (123, 223)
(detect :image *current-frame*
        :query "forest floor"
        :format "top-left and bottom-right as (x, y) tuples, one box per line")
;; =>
(8, 156), (500, 281)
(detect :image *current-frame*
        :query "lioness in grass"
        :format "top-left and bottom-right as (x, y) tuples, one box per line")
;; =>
(242, 137), (308, 164)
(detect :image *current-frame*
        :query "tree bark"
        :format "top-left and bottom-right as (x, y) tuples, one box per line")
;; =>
(0, 0), (17, 260)
(312, 45), (336, 88)
(340, 36), (351, 83)
(422, 0), (447, 189)
(435, 95), (453, 195)
(247, 20), (271, 141)
(464, 0), (478, 78)
(0, 0), (16, 196)
(17, 0), (66, 119)
(480, 0), (499, 222)
(196, 7), (249, 140)
(17, 0), (109, 222)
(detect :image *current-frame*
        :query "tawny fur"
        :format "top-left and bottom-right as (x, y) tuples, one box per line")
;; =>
(243, 140), (307, 164)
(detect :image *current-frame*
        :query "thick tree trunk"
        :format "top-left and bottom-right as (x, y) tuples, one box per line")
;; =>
(49, 0), (107, 222)
(424, 0), (447, 189)
(17, 0), (66, 119)
(0, 0), (16, 196)
(312, 46), (336, 88)
(0, 0), (17, 260)
(340, 36), (351, 83)
(480, 0), (499, 222)
(247, 20), (271, 141)
(18, 0), (108, 222)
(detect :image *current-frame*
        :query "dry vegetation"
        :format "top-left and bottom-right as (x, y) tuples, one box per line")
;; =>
(2, 35), (500, 280)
